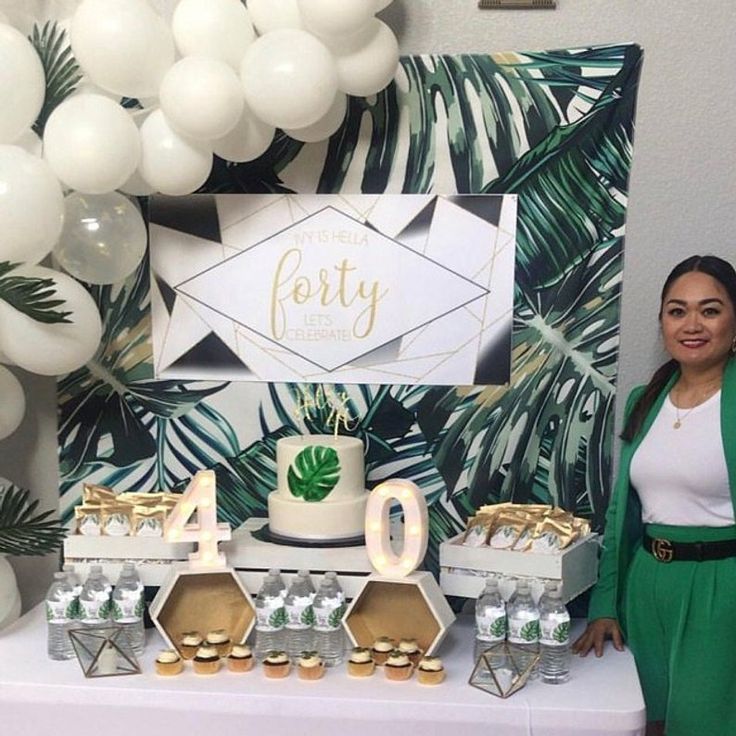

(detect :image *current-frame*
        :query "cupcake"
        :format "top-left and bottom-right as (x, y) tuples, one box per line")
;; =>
(179, 631), (203, 659)
(297, 651), (325, 681)
(155, 649), (183, 676)
(371, 636), (395, 665)
(192, 645), (220, 675)
(205, 629), (232, 657)
(263, 650), (291, 679)
(227, 644), (254, 673)
(347, 647), (375, 677)
(398, 638), (422, 666)
(384, 650), (413, 681)
(416, 656), (445, 685)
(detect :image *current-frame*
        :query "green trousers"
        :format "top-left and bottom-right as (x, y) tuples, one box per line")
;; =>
(624, 524), (736, 736)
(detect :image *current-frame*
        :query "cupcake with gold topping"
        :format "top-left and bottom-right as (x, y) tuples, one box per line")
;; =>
(263, 650), (291, 679)
(227, 644), (254, 672)
(297, 651), (325, 681)
(192, 645), (220, 675)
(398, 638), (422, 667)
(416, 656), (445, 685)
(347, 647), (375, 677)
(155, 649), (183, 676)
(205, 629), (232, 657)
(179, 631), (202, 659)
(384, 650), (413, 681)
(371, 636), (395, 665)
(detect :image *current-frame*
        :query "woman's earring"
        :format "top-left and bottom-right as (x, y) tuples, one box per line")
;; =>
(732, 334), (736, 355)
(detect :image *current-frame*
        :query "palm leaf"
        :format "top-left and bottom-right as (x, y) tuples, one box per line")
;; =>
(0, 261), (71, 324)
(0, 481), (66, 557)
(29, 21), (82, 136)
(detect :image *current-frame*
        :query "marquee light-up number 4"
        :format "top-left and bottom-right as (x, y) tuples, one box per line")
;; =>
(364, 479), (428, 578)
(164, 470), (231, 570)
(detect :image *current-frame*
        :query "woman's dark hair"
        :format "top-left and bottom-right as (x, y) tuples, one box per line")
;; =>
(621, 254), (736, 441)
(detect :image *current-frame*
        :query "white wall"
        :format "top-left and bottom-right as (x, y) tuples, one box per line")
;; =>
(3, 0), (735, 610)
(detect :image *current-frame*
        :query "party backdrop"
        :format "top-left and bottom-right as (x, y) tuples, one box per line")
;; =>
(58, 44), (643, 574)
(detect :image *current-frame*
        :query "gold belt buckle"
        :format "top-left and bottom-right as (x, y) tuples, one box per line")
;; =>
(652, 538), (674, 563)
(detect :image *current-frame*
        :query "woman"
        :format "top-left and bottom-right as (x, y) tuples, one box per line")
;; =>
(573, 255), (736, 736)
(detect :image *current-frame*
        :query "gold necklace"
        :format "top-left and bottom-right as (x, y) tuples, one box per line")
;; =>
(672, 381), (721, 429)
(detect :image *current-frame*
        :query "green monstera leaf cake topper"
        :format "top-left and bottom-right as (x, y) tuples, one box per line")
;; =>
(287, 445), (341, 502)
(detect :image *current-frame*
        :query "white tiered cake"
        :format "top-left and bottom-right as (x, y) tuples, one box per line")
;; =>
(267, 434), (367, 543)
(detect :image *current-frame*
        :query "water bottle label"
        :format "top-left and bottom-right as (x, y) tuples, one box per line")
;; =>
(313, 600), (347, 632)
(256, 597), (287, 631)
(79, 596), (111, 623)
(112, 591), (144, 623)
(476, 608), (507, 642)
(540, 613), (570, 646)
(285, 597), (314, 630)
(46, 600), (72, 624)
(508, 613), (540, 644)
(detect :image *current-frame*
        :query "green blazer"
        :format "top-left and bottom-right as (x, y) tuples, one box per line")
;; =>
(587, 356), (736, 625)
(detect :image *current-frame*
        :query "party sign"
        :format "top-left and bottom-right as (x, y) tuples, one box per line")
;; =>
(150, 193), (516, 385)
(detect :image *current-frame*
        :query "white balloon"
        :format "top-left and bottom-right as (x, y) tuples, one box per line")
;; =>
(43, 94), (141, 194)
(12, 128), (42, 157)
(139, 110), (213, 196)
(0, 264), (102, 376)
(53, 191), (147, 285)
(241, 29), (338, 130)
(247, 0), (302, 35)
(375, 0), (393, 10)
(332, 19), (398, 96)
(298, 0), (376, 37)
(172, 0), (256, 69)
(70, 0), (175, 98)
(283, 92), (347, 143)
(119, 167), (156, 197)
(0, 145), (64, 265)
(212, 102), (275, 162)
(0, 365), (25, 440)
(160, 56), (244, 141)
(0, 24), (45, 144)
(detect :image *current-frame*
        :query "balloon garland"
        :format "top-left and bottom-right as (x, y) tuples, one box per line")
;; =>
(0, 0), (398, 439)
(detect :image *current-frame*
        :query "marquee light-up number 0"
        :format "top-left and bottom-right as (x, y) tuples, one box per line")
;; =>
(364, 479), (428, 578)
(164, 470), (231, 570)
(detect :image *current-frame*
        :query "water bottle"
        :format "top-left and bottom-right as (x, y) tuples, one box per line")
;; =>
(45, 572), (77, 660)
(474, 577), (507, 666)
(254, 574), (287, 660)
(63, 564), (83, 597)
(268, 568), (287, 599)
(312, 572), (346, 666)
(538, 581), (571, 684)
(78, 565), (112, 631)
(111, 562), (145, 655)
(506, 578), (539, 679)
(298, 569), (316, 599)
(284, 572), (314, 660)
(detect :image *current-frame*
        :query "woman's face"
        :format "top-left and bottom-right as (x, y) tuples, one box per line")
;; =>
(660, 271), (736, 374)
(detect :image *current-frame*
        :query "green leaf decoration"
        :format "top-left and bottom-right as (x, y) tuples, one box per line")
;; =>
(99, 599), (112, 620)
(328, 603), (347, 629)
(45, 603), (53, 622)
(0, 262), (72, 325)
(134, 595), (146, 618)
(553, 621), (570, 643)
(111, 600), (124, 621)
(29, 21), (82, 136)
(0, 481), (67, 557)
(300, 606), (315, 627)
(287, 446), (340, 502)
(269, 607), (287, 628)
(66, 598), (81, 620)
(490, 616), (507, 638)
(519, 620), (540, 642)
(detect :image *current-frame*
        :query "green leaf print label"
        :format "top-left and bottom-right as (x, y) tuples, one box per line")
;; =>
(287, 445), (340, 502)
(269, 607), (287, 628)
(476, 607), (507, 643)
(300, 606), (315, 627)
(541, 613), (570, 646)
(508, 613), (540, 644)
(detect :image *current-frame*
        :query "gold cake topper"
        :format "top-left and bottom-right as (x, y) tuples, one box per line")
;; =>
(294, 385), (356, 437)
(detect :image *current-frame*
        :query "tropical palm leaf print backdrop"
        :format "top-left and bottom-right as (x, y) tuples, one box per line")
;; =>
(58, 44), (643, 575)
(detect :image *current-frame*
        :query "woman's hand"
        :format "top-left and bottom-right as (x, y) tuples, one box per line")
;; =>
(572, 618), (624, 657)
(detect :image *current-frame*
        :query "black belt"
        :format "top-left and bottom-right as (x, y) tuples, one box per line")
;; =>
(643, 534), (736, 563)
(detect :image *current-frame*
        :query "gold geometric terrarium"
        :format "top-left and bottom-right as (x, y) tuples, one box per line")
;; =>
(68, 626), (141, 678)
(469, 641), (539, 698)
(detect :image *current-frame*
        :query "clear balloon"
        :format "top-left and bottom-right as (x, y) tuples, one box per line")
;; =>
(53, 191), (147, 285)
(70, 0), (175, 98)
(298, 0), (376, 37)
(0, 365), (25, 440)
(43, 94), (141, 194)
(283, 92), (347, 143)
(139, 110), (213, 196)
(212, 102), (275, 162)
(0, 264), (102, 376)
(172, 0), (256, 70)
(247, 0), (302, 35)
(0, 24), (45, 144)
(332, 19), (399, 96)
(159, 56), (244, 141)
(241, 29), (338, 130)
(0, 145), (64, 265)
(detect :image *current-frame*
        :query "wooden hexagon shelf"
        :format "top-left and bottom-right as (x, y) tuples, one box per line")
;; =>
(343, 571), (455, 655)
(150, 567), (255, 654)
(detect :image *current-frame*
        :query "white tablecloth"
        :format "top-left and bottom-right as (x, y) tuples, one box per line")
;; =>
(0, 605), (645, 736)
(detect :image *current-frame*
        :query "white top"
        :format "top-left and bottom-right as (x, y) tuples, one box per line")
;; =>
(630, 390), (734, 526)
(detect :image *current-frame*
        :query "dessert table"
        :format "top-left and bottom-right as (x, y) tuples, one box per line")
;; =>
(0, 605), (645, 736)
